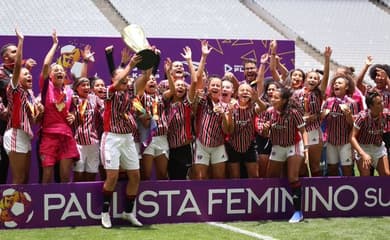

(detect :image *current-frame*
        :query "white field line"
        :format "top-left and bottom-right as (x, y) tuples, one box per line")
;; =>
(207, 222), (278, 240)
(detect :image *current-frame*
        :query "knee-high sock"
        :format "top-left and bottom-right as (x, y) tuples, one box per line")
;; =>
(290, 181), (302, 211)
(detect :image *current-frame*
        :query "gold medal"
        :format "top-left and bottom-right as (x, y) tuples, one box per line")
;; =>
(122, 113), (129, 120)
(55, 102), (65, 112)
(55, 89), (66, 112)
(79, 99), (88, 122)
(27, 102), (35, 118)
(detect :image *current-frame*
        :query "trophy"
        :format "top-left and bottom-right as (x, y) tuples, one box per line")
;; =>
(121, 24), (159, 70)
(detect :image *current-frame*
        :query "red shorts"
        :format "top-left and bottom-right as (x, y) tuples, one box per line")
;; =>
(39, 133), (79, 167)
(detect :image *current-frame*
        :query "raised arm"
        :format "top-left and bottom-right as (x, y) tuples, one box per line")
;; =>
(185, 47), (198, 103)
(80, 44), (95, 78)
(135, 68), (152, 97)
(269, 40), (281, 83)
(112, 54), (142, 90)
(162, 57), (175, 100)
(41, 30), (58, 80)
(254, 53), (269, 95)
(11, 28), (24, 88)
(320, 46), (332, 95)
(252, 87), (267, 113)
(356, 56), (373, 94)
(275, 56), (289, 81)
(196, 40), (212, 90)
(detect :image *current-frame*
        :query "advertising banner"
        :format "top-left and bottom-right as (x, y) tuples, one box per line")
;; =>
(0, 177), (389, 229)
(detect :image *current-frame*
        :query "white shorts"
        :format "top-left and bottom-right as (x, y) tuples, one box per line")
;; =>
(143, 135), (169, 158)
(101, 132), (139, 170)
(269, 141), (304, 162)
(73, 143), (100, 173)
(356, 142), (387, 168)
(194, 139), (227, 166)
(307, 128), (322, 146)
(135, 142), (142, 159)
(3, 128), (31, 154)
(326, 143), (353, 166)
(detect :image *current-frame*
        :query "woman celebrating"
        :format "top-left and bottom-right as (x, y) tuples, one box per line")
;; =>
(321, 74), (358, 176)
(261, 87), (309, 223)
(351, 91), (390, 176)
(3, 28), (43, 184)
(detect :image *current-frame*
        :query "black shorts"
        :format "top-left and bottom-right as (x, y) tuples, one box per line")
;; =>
(168, 144), (192, 180)
(255, 134), (272, 155)
(225, 141), (257, 163)
(383, 132), (390, 156)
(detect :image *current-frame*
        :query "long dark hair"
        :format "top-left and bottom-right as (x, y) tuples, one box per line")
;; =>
(276, 87), (301, 117)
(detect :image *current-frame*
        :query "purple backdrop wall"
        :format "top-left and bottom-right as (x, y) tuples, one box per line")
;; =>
(0, 35), (295, 184)
(0, 177), (389, 229)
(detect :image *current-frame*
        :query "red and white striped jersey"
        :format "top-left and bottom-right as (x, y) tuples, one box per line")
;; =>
(196, 95), (226, 147)
(354, 109), (386, 146)
(167, 98), (193, 148)
(103, 84), (137, 134)
(73, 94), (104, 145)
(141, 92), (168, 136)
(228, 103), (256, 152)
(293, 88), (322, 131)
(322, 96), (358, 145)
(263, 107), (305, 147)
(6, 84), (35, 138)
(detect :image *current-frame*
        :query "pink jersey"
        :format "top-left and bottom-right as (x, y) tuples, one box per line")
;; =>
(73, 94), (104, 145)
(40, 76), (74, 137)
(228, 103), (256, 153)
(322, 96), (358, 145)
(354, 109), (385, 146)
(6, 84), (35, 138)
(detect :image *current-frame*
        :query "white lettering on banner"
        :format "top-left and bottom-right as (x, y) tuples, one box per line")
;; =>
(138, 190), (159, 218)
(177, 190), (201, 216)
(44, 192), (106, 221)
(138, 190), (201, 218)
(304, 185), (358, 212)
(131, 72), (139, 78)
(208, 189), (226, 215)
(310, 187), (333, 211)
(234, 65), (243, 72)
(280, 188), (293, 212)
(273, 188), (279, 213)
(39, 184), (389, 223)
(223, 64), (244, 73)
(61, 193), (86, 220)
(247, 188), (272, 213)
(227, 188), (245, 214)
(334, 186), (358, 211)
(44, 194), (65, 221)
(86, 193), (101, 219)
(365, 188), (390, 207)
(159, 190), (180, 216)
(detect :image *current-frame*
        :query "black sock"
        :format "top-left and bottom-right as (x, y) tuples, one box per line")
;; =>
(102, 189), (113, 213)
(290, 182), (302, 211)
(125, 195), (136, 213)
